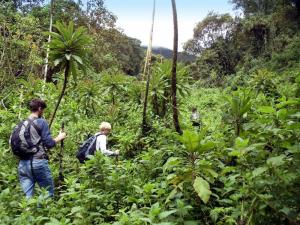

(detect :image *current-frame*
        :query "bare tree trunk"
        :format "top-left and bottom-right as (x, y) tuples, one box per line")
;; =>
(49, 61), (69, 128)
(43, 0), (54, 92)
(171, 0), (182, 135)
(142, 0), (156, 135)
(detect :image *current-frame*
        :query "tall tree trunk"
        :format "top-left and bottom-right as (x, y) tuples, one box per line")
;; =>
(171, 0), (182, 135)
(141, 0), (156, 135)
(43, 0), (54, 92)
(49, 61), (69, 128)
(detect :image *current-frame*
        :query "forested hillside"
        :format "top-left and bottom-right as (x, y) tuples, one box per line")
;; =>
(141, 46), (196, 63)
(0, 0), (299, 224)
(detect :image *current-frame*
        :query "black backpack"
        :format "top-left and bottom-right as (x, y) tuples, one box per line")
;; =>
(10, 118), (42, 159)
(76, 134), (101, 163)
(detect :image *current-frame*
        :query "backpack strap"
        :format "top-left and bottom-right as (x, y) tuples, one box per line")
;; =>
(26, 118), (43, 152)
(26, 118), (43, 179)
(21, 119), (35, 150)
(89, 134), (101, 149)
(30, 118), (42, 136)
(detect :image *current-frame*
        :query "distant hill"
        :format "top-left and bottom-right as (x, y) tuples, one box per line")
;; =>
(142, 46), (196, 63)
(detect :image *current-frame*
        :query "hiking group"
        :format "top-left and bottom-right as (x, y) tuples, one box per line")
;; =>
(10, 99), (119, 198)
(10, 98), (200, 198)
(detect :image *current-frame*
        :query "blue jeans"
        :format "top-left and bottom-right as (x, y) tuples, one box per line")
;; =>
(18, 159), (54, 198)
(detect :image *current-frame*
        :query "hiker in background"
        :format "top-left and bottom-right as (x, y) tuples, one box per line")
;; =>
(96, 122), (119, 156)
(190, 107), (201, 132)
(76, 122), (119, 163)
(10, 99), (66, 198)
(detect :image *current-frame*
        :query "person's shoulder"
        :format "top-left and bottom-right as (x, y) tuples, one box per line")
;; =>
(34, 118), (49, 127)
(97, 133), (106, 139)
(34, 117), (47, 123)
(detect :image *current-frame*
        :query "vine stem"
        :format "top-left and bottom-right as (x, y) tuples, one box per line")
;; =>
(49, 61), (69, 128)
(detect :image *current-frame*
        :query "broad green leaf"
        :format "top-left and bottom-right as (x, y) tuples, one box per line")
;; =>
(54, 57), (64, 66)
(45, 218), (61, 225)
(252, 167), (268, 177)
(280, 207), (292, 216)
(234, 137), (249, 149)
(184, 221), (199, 225)
(291, 112), (300, 118)
(154, 223), (175, 225)
(133, 185), (143, 194)
(72, 55), (83, 65)
(258, 106), (276, 114)
(193, 177), (212, 204)
(267, 155), (286, 167)
(163, 157), (181, 173)
(178, 130), (200, 152)
(150, 202), (161, 217)
(205, 168), (218, 178)
(277, 109), (288, 120)
(165, 188), (178, 203)
(158, 209), (177, 219)
(229, 149), (244, 157)
(277, 99), (300, 108)
(71, 206), (82, 214)
(199, 141), (215, 152)
(140, 218), (152, 223)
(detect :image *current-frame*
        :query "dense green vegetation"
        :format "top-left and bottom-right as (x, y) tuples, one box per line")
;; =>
(0, 0), (299, 224)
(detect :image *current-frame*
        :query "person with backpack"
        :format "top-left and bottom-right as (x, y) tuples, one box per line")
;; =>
(10, 99), (66, 198)
(190, 107), (201, 132)
(76, 122), (119, 163)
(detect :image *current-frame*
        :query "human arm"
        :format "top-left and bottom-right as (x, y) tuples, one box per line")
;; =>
(36, 119), (66, 148)
(96, 135), (118, 156)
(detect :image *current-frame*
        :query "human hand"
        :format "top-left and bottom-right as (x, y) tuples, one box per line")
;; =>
(54, 131), (66, 143)
(115, 150), (120, 155)
(59, 131), (67, 140)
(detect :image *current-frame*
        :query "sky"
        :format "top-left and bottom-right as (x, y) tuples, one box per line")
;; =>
(104, 0), (239, 51)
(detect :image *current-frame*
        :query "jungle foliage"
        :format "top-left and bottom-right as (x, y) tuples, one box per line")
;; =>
(184, 0), (300, 86)
(0, 0), (299, 224)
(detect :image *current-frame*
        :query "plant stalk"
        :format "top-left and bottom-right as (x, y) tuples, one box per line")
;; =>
(49, 61), (69, 128)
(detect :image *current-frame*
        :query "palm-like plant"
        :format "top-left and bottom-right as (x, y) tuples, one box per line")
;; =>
(100, 72), (128, 105)
(150, 66), (169, 115)
(169, 129), (216, 204)
(151, 61), (189, 117)
(48, 21), (92, 127)
(224, 89), (252, 136)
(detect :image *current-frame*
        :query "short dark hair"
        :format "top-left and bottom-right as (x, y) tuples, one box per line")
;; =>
(28, 99), (47, 112)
